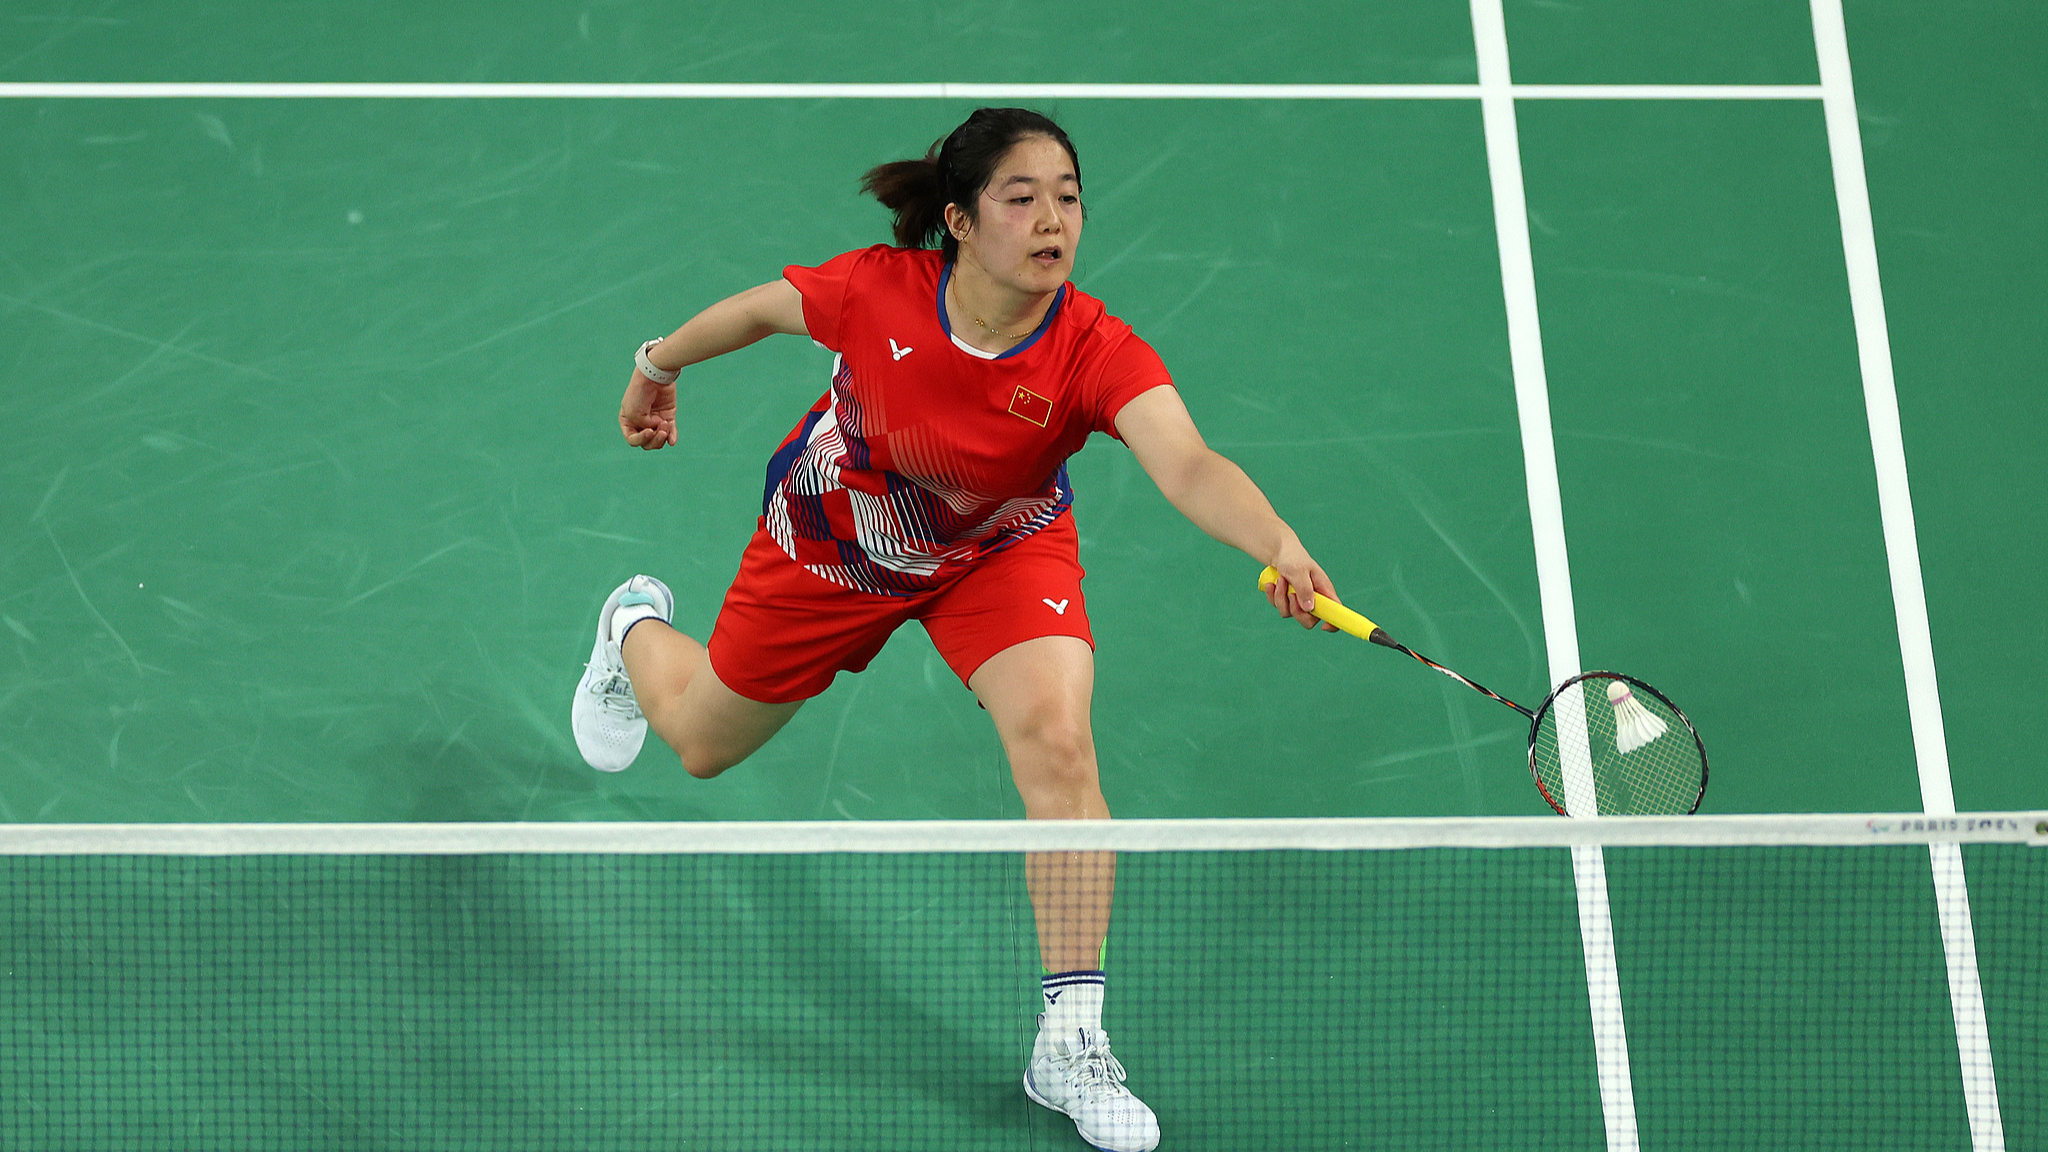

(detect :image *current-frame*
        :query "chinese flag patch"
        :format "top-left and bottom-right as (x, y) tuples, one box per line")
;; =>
(1008, 386), (1053, 427)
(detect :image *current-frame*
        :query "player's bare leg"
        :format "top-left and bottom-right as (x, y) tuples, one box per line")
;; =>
(571, 574), (800, 776)
(621, 621), (803, 778)
(973, 635), (1111, 967)
(973, 635), (1158, 1152)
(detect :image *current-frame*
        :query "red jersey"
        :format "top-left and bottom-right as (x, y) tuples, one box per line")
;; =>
(767, 246), (1172, 595)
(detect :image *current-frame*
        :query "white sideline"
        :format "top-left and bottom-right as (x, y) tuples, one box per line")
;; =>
(1929, 840), (2005, 1148)
(1466, 2), (1636, 1149)
(0, 81), (1825, 101)
(1808, 2), (2005, 1148)
(1809, 1), (1956, 821)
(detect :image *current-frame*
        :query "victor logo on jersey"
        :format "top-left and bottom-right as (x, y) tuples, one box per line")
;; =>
(1008, 386), (1052, 427)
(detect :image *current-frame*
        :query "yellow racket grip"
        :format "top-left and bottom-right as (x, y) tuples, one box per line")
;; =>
(1257, 566), (1383, 642)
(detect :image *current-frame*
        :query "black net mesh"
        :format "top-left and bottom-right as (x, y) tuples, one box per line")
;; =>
(1, 837), (2038, 1150)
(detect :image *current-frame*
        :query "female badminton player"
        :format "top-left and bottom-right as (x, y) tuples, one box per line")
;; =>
(570, 107), (1337, 1152)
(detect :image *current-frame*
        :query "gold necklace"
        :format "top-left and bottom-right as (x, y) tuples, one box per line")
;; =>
(970, 313), (1033, 342)
(950, 281), (1036, 342)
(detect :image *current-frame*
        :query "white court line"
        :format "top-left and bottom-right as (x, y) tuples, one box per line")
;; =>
(1929, 841), (2005, 1147)
(1469, 2), (1637, 1150)
(1808, 1), (2004, 1148)
(0, 81), (1822, 101)
(1515, 84), (1821, 100)
(1810, 0), (1954, 817)
(1552, 679), (1599, 818)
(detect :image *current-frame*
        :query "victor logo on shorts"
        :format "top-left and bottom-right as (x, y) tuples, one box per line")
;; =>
(1042, 598), (1070, 615)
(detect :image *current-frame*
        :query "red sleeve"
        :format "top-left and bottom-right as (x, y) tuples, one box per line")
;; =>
(781, 248), (872, 352)
(1092, 331), (1174, 438)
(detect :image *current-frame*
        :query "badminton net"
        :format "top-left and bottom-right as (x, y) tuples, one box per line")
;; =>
(2, 814), (2041, 1151)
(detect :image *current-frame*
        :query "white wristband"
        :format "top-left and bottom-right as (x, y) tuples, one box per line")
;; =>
(635, 338), (680, 385)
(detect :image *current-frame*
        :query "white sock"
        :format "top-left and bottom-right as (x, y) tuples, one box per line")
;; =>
(610, 603), (664, 646)
(1038, 970), (1106, 1045)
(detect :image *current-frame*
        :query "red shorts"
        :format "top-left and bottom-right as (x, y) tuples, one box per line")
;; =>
(706, 515), (1092, 704)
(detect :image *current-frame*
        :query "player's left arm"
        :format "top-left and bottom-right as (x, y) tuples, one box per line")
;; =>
(1114, 385), (1337, 631)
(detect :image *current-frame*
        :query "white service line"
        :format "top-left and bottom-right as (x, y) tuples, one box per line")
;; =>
(1512, 84), (1822, 100)
(1808, 2), (2005, 1148)
(0, 81), (1466, 100)
(0, 81), (1823, 101)
(1469, 2), (1638, 1150)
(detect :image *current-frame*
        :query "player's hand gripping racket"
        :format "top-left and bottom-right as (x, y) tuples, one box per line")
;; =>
(1258, 567), (1707, 816)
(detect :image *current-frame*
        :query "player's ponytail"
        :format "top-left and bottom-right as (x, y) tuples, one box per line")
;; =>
(859, 144), (950, 253)
(859, 107), (1083, 262)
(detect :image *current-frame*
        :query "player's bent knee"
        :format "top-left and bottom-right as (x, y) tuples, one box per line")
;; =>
(677, 742), (744, 780)
(680, 755), (725, 780)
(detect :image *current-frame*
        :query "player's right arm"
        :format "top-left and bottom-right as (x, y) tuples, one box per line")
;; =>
(621, 278), (810, 450)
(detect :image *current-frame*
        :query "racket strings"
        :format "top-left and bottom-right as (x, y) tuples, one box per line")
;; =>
(1256, 569), (1705, 816)
(1532, 676), (1704, 816)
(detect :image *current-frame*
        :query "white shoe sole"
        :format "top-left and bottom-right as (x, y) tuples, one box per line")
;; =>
(1023, 1070), (1160, 1152)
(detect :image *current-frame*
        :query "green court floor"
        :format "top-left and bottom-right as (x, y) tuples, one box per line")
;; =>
(2, 2), (2043, 1148)
(3, 2), (2040, 823)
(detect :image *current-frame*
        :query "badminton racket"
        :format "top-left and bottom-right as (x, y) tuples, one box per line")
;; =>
(1258, 567), (1706, 816)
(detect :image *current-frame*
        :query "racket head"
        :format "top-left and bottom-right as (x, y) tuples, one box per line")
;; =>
(1528, 672), (1707, 816)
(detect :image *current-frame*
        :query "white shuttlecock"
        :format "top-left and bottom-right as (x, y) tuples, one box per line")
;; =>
(1606, 679), (1668, 755)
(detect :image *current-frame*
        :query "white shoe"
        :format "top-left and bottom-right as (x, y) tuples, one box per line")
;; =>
(570, 575), (673, 772)
(1024, 1026), (1160, 1152)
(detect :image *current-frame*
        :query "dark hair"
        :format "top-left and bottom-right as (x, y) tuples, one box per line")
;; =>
(860, 107), (1083, 261)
